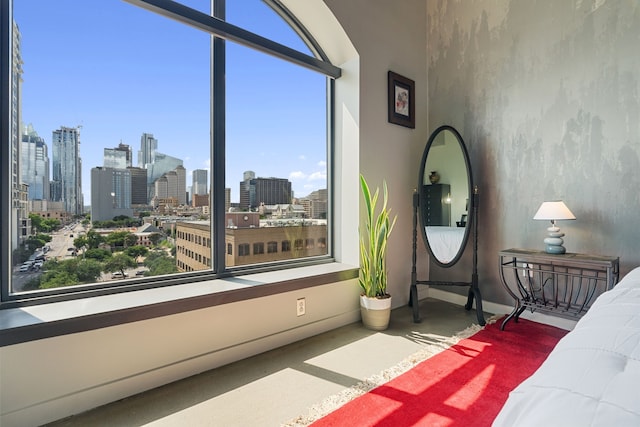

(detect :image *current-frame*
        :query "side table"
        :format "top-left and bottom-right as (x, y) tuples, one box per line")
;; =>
(499, 248), (619, 330)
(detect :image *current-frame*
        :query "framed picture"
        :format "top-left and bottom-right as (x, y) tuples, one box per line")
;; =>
(387, 71), (415, 128)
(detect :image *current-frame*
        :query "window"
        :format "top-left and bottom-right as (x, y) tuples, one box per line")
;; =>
(2, 0), (339, 305)
(253, 242), (264, 255)
(238, 244), (250, 257)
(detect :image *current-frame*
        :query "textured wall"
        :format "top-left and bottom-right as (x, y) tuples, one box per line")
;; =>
(427, 0), (640, 304)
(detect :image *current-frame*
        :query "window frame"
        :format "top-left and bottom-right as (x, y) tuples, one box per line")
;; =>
(0, 0), (340, 308)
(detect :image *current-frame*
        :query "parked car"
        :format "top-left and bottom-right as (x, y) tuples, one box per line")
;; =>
(19, 265), (30, 272)
(111, 272), (129, 279)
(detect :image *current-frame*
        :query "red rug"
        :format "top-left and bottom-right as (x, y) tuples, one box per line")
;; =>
(310, 317), (568, 427)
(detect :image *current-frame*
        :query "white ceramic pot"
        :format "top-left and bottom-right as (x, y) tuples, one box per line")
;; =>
(360, 294), (392, 331)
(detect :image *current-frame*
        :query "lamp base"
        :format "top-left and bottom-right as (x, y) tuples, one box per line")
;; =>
(544, 244), (566, 254)
(543, 230), (566, 254)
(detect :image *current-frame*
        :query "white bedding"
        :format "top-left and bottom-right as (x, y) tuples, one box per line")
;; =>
(425, 226), (465, 263)
(493, 266), (640, 426)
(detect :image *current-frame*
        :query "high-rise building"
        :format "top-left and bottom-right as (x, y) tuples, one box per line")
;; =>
(104, 142), (132, 169)
(153, 165), (186, 206)
(146, 152), (183, 200)
(240, 172), (292, 210)
(90, 167), (133, 222)
(51, 126), (83, 215)
(239, 170), (255, 210)
(192, 169), (208, 196)
(21, 124), (50, 201)
(11, 21), (29, 249)
(138, 133), (157, 168)
(128, 166), (148, 205)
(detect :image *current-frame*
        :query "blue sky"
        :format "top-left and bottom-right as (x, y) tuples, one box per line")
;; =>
(14, 0), (327, 204)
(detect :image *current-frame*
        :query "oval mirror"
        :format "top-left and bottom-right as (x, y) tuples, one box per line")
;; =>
(418, 125), (472, 267)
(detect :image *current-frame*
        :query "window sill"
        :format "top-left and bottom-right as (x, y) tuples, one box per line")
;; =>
(0, 263), (358, 347)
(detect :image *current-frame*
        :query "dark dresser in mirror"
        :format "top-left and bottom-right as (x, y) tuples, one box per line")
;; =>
(409, 125), (485, 325)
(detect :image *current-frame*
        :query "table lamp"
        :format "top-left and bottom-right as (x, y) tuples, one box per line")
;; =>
(533, 201), (576, 254)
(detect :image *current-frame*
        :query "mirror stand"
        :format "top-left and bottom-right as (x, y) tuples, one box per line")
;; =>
(409, 186), (486, 326)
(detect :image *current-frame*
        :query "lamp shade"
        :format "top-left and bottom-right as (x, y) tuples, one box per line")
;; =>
(533, 201), (576, 221)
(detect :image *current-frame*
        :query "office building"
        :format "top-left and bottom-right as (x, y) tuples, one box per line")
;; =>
(21, 124), (50, 201)
(128, 166), (148, 205)
(90, 167), (133, 222)
(138, 132), (157, 168)
(146, 152), (183, 200)
(192, 169), (207, 196)
(153, 165), (186, 206)
(51, 126), (83, 215)
(104, 142), (133, 169)
(11, 21), (28, 248)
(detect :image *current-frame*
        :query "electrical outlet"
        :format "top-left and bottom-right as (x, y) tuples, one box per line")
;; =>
(296, 297), (306, 316)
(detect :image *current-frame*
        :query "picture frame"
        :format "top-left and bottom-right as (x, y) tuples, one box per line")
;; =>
(387, 71), (415, 128)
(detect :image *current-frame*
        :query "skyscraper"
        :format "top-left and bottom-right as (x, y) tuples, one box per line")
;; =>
(192, 169), (208, 196)
(104, 142), (132, 169)
(21, 124), (50, 200)
(128, 166), (148, 205)
(138, 133), (157, 168)
(91, 167), (133, 222)
(11, 20), (28, 249)
(153, 165), (187, 206)
(239, 170), (255, 210)
(51, 126), (83, 215)
(146, 152), (183, 200)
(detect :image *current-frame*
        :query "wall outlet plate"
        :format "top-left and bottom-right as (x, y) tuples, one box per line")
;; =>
(296, 298), (306, 316)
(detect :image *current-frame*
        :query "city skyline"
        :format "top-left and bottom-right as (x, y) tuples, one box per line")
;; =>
(14, 0), (328, 206)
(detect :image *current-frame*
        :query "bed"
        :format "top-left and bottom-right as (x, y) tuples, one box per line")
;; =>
(425, 226), (465, 263)
(492, 266), (640, 426)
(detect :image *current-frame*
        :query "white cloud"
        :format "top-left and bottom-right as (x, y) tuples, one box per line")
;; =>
(317, 160), (326, 167)
(289, 171), (306, 180)
(308, 171), (326, 181)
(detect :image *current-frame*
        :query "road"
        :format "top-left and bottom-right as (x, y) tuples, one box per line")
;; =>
(12, 222), (148, 292)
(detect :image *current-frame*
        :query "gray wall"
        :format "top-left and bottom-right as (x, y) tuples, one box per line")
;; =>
(427, 0), (640, 304)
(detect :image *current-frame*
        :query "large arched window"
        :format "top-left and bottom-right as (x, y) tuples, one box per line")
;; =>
(1, 0), (340, 305)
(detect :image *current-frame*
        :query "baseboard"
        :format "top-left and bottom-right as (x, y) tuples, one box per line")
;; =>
(427, 288), (578, 331)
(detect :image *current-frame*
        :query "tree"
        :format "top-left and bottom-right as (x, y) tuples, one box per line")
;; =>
(74, 235), (89, 253)
(144, 250), (178, 276)
(103, 253), (137, 277)
(84, 248), (112, 262)
(105, 231), (136, 251)
(40, 270), (78, 289)
(125, 245), (149, 259)
(147, 232), (163, 246)
(29, 213), (44, 232)
(125, 233), (138, 248)
(85, 230), (105, 249)
(25, 236), (47, 252)
(75, 259), (103, 282)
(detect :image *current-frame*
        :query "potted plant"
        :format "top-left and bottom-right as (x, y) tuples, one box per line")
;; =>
(359, 174), (397, 330)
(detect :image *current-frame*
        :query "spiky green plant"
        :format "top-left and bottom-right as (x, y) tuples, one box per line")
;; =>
(359, 174), (397, 298)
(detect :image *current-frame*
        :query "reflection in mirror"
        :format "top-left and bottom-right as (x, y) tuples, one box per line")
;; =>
(419, 127), (471, 266)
